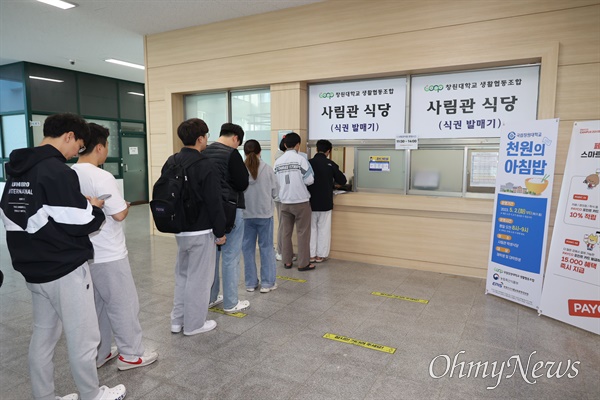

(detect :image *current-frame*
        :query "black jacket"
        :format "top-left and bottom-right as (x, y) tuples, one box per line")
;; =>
(163, 147), (226, 237)
(0, 145), (105, 283)
(201, 142), (249, 208)
(308, 153), (347, 212)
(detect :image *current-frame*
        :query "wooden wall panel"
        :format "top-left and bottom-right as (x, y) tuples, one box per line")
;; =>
(555, 64), (600, 120)
(145, 0), (600, 275)
(146, 0), (598, 68)
(330, 210), (491, 270)
(270, 83), (307, 132)
(146, 5), (599, 102)
(147, 101), (166, 136)
(148, 132), (170, 170)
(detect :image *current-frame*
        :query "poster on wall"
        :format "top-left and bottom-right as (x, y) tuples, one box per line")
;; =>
(369, 156), (391, 172)
(308, 77), (406, 140)
(411, 65), (539, 139)
(539, 121), (600, 335)
(486, 118), (559, 309)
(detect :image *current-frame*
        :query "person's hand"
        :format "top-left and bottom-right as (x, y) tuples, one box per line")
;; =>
(87, 196), (105, 208)
(215, 235), (226, 245)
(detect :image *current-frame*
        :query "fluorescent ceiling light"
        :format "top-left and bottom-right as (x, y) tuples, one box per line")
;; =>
(37, 0), (77, 10)
(127, 92), (145, 97)
(105, 59), (145, 70)
(29, 75), (64, 83)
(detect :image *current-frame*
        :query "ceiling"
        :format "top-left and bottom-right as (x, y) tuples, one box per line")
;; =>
(0, 0), (324, 83)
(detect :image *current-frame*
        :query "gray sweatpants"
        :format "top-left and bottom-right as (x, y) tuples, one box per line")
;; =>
(26, 262), (101, 400)
(171, 233), (216, 332)
(90, 256), (144, 361)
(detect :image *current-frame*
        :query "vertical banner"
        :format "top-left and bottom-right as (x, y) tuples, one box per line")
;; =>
(308, 77), (406, 140)
(540, 121), (600, 335)
(486, 119), (559, 309)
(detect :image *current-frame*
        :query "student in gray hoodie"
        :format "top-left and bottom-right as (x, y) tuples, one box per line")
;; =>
(242, 140), (279, 293)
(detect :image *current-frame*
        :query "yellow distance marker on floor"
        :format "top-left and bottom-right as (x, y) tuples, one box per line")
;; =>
(208, 307), (246, 318)
(371, 291), (429, 304)
(276, 275), (307, 283)
(323, 333), (396, 354)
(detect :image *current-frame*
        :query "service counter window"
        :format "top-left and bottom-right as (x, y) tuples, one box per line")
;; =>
(326, 139), (499, 197)
(307, 64), (537, 199)
(356, 148), (406, 193)
(409, 148), (463, 195)
(409, 146), (499, 198)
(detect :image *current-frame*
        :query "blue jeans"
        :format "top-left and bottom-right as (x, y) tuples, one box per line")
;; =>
(242, 217), (276, 289)
(210, 209), (244, 310)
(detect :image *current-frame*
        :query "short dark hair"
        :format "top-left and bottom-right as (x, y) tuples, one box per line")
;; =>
(43, 113), (90, 142)
(283, 132), (301, 149)
(220, 123), (244, 143)
(316, 139), (332, 153)
(80, 123), (109, 155)
(279, 137), (286, 152)
(177, 118), (208, 146)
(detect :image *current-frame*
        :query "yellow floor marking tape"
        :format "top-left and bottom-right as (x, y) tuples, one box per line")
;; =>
(371, 291), (429, 304)
(208, 307), (246, 318)
(276, 275), (307, 283)
(323, 333), (396, 354)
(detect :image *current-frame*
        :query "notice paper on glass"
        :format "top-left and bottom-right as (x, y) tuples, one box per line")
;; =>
(369, 156), (390, 172)
(471, 151), (499, 187)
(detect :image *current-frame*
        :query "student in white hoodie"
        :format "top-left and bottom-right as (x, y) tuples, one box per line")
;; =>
(242, 140), (279, 292)
(273, 132), (315, 271)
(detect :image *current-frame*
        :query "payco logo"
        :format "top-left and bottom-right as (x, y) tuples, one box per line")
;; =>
(424, 84), (444, 92)
(568, 299), (600, 318)
(319, 92), (334, 99)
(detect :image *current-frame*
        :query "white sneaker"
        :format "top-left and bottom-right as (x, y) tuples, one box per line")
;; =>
(183, 320), (217, 335)
(246, 285), (258, 292)
(56, 394), (78, 400)
(96, 346), (119, 368)
(260, 284), (278, 293)
(208, 295), (223, 308)
(117, 350), (158, 371)
(223, 300), (250, 314)
(171, 324), (183, 334)
(96, 385), (126, 400)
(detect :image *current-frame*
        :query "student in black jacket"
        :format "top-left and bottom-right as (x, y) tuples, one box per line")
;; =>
(0, 113), (126, 400)
(203, 123), (250, 314)
(167, 118), (227, 336)
(308, 139), (347, 263)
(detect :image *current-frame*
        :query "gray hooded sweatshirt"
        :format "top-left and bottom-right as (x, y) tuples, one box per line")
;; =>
(243, 160), (278, 219)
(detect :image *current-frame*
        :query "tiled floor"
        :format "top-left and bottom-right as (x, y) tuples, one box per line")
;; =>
(1, 205), (598, 399)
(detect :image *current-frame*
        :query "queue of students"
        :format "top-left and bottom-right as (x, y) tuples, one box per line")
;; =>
(0, 114), (346, 400)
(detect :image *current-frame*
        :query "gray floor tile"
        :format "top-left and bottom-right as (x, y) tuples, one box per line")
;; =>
(1, 204), (598, 400)
(364, 375), (442, 400)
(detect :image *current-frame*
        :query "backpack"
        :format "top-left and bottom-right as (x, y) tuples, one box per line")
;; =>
(150, 153), (201, 233)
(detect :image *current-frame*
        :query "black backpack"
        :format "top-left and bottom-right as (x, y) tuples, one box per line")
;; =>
(150, 153), (201, 233)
